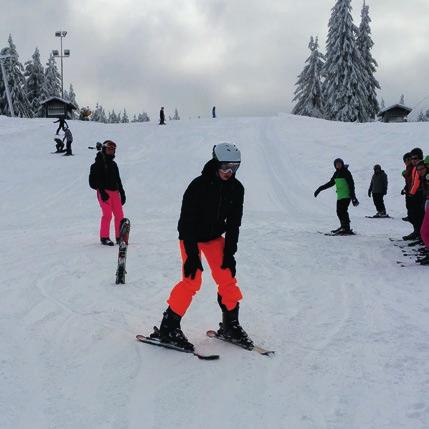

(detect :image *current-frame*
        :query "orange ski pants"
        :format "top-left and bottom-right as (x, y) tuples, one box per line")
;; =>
(167, 237), (243, 317)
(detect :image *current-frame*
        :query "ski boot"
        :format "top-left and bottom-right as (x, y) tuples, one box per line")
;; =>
(336, 227), (354, 236)
(152, 307), (194, 351)
(330, 226), (342, 234)
(100, 237), (114, 246)
(403, 231), (419, 241)
(217, 304), (254, 349)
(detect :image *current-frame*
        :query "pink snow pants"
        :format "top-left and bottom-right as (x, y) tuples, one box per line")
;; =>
(420, 201), (429, 250)
(97, 190), (124, 239)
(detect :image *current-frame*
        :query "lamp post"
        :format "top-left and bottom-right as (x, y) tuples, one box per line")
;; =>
(0, 54), (15, 117)
(53, 31), (70, 98)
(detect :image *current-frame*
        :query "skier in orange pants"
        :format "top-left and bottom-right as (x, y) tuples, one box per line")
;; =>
(150, 143), (253, 351)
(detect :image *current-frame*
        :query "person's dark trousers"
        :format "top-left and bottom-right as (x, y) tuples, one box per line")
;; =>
(65, 140), (72, 155)
(372, 193), (386, 213)
(409, 193), (425, 233)
(405, 195), (411, 217)
(337, 198), (351, 229)
(56, 124), (65, 135)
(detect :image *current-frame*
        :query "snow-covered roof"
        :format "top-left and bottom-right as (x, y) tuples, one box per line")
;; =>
(40, 96), (78, 110)
(377, 104), (413, 116)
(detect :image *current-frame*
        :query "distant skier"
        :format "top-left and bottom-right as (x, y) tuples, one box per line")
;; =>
(314, 158), (359, 235)
(62, 127), (73, 156)
(159, 107), (166, 125)
(88, 140), (126, 246)
(212, 106), (216, 118)
(149, 143), (253, 351)
(54, 116), (68, 135)
(368, 164), (388, 217)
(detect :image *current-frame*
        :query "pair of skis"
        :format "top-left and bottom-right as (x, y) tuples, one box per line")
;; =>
(116, 218), (131, 284)
(136, 331), (275, 360)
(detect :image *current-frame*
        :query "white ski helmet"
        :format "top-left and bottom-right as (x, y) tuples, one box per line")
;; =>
(212, 143), (241, 163)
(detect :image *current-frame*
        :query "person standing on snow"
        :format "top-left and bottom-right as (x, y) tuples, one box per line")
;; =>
(403, 147), (425, 241)
(89, 140), (126, 246)
(149, 143), (253, 351)
(417, 157), (429, 264)
(159, 107), (166, 125)
(368, 164), (388, 217)
(314, 158), (359, 235)
(62, 127), (74, 156)
(401, 152), (413, 222)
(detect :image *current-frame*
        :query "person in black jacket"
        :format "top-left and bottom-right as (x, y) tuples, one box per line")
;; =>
(54, 116), (68, 135)
(314, 158), (359, 234)
(150, 143), (253, 351)
(89, 140), (126, 246)
(159, 107), (166, 125)
(368, 164), (388, 217)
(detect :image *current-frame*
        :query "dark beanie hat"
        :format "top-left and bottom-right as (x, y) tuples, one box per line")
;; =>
(403, 152), (411, 162)
(333, 158), (344, 167)
(410, 148), (423, 159)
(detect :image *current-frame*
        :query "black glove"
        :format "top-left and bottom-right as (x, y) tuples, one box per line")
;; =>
(119, 189), (126, 205)
(183, 254), (203, 279)
(368, 190), (371, 198)
(99, 189), (109, 202)
(221, 254), (236, 277)
(352, 198), (359, 207)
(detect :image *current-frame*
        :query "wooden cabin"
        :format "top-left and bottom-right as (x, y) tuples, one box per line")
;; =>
(377, 104), (412, 123)
(40, 97), (77, 119)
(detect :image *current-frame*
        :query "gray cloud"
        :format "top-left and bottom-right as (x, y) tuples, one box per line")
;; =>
(1, 0), (428, 118)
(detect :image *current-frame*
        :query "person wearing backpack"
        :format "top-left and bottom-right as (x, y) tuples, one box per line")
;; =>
(89, 140), (126, 246)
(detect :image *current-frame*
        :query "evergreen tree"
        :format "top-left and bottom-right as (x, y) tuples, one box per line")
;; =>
(121, 108), (129, 123)
(380, 98), (385, 109)
(292, 36), (325, 118)
(323, 0), (370, 122)
(43, 53), (61, 98)
(0, 35), (32, 117)
(356, 1), (380, 119)
(92, 102), (102, 122)
(24, 47), (45, 117)
(131, 114), (137, 122)
(173, 108), (180, 120)
(66, 84), (78, 118)
(417, 111), (428, 122)
(399, 94), (405, 105)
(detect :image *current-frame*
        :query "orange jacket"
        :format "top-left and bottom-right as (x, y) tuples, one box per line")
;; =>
(409, 167), (421, 195)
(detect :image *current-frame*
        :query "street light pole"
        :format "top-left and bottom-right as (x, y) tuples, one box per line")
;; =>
(0, 54), (15, 117)
(53, 31), (70, 99)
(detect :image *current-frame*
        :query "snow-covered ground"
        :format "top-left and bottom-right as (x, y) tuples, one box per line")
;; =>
(1, 114), (429, 429)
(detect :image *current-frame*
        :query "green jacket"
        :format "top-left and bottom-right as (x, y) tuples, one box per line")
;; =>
(316, 166), (356, 200)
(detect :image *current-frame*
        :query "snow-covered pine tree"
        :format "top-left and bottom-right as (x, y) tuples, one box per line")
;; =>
(380, 98), (385, 109)
(356, 1), (380, 120)
(91, 103), (102, 122)
(173, 108), (180, 120)
(24, 47), (45, 117)
(417, 111), (428, 122)
(292, 36), (325, 118)
(399, 94), (405, 105)
(131, 114), (137, 122)
(323, 0), (370, 122)
(121, 108), (129, 123)
(66, 84), (78, 118)
(0, 35), (32, 117)
(43, 53), (61, 98)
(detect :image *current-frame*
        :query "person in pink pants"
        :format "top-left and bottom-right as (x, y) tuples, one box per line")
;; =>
(89, 140), (126, 246)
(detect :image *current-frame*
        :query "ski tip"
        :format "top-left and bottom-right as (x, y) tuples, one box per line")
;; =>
(206, 330), (217, 338)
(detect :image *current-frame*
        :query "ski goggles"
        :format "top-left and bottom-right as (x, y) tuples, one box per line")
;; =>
(218, 162), (240, 174)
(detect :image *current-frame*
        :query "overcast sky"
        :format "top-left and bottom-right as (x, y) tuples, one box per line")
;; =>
(1, 0), (428, 119)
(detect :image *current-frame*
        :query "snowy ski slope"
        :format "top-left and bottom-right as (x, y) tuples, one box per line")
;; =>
(1, 114), (429, 429)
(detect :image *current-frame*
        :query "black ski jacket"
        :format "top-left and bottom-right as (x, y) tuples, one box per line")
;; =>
(89, 152), (124, 193)
(178, 159), (244, 257)
(369, 170), (388, 195)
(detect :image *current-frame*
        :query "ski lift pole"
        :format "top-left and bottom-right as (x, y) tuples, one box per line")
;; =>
(0, 54), (15, 117)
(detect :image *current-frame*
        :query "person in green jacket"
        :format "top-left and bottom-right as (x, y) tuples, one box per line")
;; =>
(314, 158), (359, 235)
